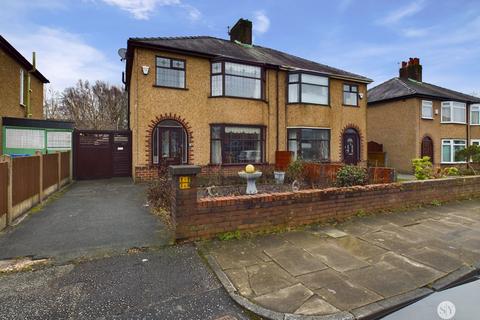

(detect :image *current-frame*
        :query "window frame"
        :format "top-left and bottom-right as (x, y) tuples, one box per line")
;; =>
(19, 68), (25, 105)
(154, 55), (186, 89)
(287, 72), (330, 106)
(421, 100), (433, 119)
(470, 104), (480, 125)
(441, 101), (466, 124)
(342, 83), (359, 107)
(209, 60), (265, 101)
(441, 139), (467, 164)
(209, 124), (266, 165)
(287, 127), (331, 162)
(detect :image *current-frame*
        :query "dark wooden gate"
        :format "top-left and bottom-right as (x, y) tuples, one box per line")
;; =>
(74, 130), (131, 180)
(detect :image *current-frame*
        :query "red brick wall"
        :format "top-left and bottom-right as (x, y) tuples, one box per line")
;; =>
(173, 176), (480, 241)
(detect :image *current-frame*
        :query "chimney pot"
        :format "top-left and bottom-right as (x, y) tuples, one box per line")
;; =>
(229, 18), (253, 45)
(399, 57), (422, 81)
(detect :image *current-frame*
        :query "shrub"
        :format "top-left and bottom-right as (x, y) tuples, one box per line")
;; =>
(412, 156), (433, 180)
(444, 167), (459, 176)
(335, 165), (367, 187)
(286, 159), (305, 182)
(147, 168), (172, 213)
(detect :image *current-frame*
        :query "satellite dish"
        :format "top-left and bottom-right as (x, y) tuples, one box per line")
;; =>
(118, 48), (127, 61)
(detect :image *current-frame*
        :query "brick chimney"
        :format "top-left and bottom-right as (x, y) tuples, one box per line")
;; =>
(229, 18), (252, 45)
(399, 57), (422, 82)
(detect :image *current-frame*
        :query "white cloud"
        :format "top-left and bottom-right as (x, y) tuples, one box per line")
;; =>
(253, 10), (270, 34)
(378, 0), (426, 25)
(402, 27), (430, 38)
(5, 27), (119, 91)
(101, 0), (200, 21)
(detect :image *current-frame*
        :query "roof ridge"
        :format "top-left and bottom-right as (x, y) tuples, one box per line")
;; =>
(129, 35), (217, 41)
(410, 79), (479, 100)
(395, 77), (416, 94)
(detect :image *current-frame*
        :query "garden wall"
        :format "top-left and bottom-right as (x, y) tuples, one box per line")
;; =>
(169, 166), (480, 241)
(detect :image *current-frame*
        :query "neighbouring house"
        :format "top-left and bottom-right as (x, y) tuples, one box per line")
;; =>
(367, 58), (480, 173)
(125, 18), (372, 181)
(0, 35), (73, 156)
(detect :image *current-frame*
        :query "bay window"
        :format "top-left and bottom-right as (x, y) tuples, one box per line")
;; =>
(288, 73), (329, 105)
(288, 128), (330, 161)
(441, 101), (466, 123)
(210, 125), (265, 164)
(471, 104), (480, 125)
(441, 139), (466, 163)
(343, 84), (358, 106)
(211, 62), (263, 99)
(421, 100), (433, 119)
(156, 56), (185, 88)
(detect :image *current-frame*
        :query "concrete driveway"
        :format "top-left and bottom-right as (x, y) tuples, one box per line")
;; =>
(0, 178), (172, 262)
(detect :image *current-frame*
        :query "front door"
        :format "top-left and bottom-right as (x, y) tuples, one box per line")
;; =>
(343, 129), (360, 165)
(159, 127), (184, 166)
(421, 136), (434, 162)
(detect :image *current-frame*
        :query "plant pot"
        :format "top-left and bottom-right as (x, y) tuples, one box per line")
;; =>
(274, 171), (285, 184)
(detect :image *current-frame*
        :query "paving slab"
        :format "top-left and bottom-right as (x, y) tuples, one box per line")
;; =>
(306, 244), (369, 272)
(329, 236), (387, 260)
(264, 245), (327, 276)
(404, 247), (465, 273)
(254, 283), (313, 314)
(294, 295), (339, 315)
(281, 231), (328, 250)
(224, 267), (253, 297)
(211, 241), (266, 270)
(246, 262), (299, 296)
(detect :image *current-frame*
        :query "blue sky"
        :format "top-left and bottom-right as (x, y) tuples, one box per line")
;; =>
(1, 0), (479, 95)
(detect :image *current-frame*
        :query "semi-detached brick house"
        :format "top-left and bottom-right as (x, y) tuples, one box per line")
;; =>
(125, 19), (372, 181)
(368, 58), (480, 173)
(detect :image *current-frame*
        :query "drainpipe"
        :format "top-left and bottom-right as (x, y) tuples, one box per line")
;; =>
(26, 52), (36, 118)
(276, 68), (279, 151)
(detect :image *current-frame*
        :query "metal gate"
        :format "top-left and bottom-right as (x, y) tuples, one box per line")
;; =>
(73, 130), (131, 180)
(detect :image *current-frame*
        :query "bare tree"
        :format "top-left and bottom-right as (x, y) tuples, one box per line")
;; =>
(44, 80), (127, 130)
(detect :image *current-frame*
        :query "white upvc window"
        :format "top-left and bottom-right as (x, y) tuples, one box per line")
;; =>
(471, 139), (480, 146)
(19, 69), (25, 105)
(421, 100), (433, 119)
(441, 101), (466, 123)
(470, 104), (480, 125)
(441, 139), (466, 163)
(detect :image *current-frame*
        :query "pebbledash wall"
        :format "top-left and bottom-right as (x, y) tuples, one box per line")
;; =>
(169, 166), (480, 241)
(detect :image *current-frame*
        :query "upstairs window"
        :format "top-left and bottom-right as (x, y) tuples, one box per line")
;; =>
(471, 104), (480, 125)
(288, 73), (329, 105)
(19, 69), (25, 105)
(441, 101), (466, 123)
(156, 56), (185, 88)
(211, 62), (263, 99)
(343, 84), (358, 106)
(421, 100), (433, 119)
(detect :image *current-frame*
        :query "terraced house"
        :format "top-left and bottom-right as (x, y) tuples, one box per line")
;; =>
(368, 58), (480, 173)
(125, 19), (372, 181)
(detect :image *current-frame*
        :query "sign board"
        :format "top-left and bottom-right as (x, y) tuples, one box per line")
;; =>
(179, 176), (191, 189)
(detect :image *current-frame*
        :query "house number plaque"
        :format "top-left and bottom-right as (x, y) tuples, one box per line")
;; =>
(179, 176), (191, 189)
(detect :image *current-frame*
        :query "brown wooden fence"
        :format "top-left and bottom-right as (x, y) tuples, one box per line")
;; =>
(61, 151), (70, 180)
(0, 162), (8, 219)
(43, 153), (59, 190)
(1, 151), (72, 231)
(12, 156), (40, 206)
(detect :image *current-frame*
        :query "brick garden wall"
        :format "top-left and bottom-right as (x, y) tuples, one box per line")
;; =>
(172, 174), (480, 241)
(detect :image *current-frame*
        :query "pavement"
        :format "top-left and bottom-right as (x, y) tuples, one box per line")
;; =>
(0, 245), (251, 320)
(202, 199), (480, 319)
(0, 178), (172, 262)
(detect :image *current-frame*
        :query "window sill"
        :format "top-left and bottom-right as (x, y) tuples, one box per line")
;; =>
(208, 95), (267, 103)
(287, 102), (330, 107)
(208, 162), (268, 167)
(421, 117), (434, 120)
(440, 121), (466, 125)
(441, 162), (467, 164)
(470, 124), (480, 126)
(343, 104), (360, 108)
(153, 85), (188, 91)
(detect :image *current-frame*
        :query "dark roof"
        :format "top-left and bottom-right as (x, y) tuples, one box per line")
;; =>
(0, 35), (49, 83)
(127, 36), (372, 83)
(2, 117), (74, 130)
(368, 77), (480, 104)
